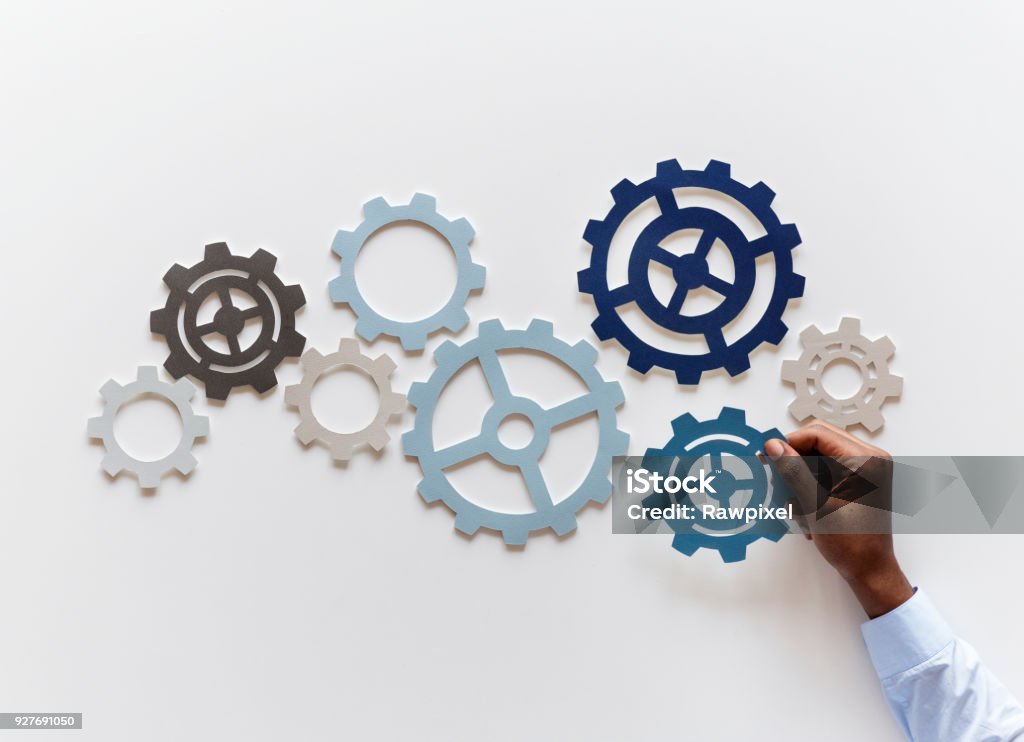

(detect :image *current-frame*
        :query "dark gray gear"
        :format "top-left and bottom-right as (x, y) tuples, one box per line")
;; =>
(150, 242), (306, 400)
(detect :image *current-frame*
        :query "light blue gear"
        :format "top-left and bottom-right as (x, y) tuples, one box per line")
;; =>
(641, 407), (789, 563)
(403, 318), (630, 545)
(329, 193), (486, 350)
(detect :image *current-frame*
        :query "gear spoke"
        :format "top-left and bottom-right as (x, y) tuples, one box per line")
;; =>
(708, 452), (723, 470)
(238, 306), (263, 321)
(704, 274), (734, 297)
(650, 245), (678, 268)
(478, 351), (512, 403)
(196, 321), (219, 336)
(545, 393), (599, 428)
(666, 284), (689, 315)
(226, 333), (242, 355)
(695, 230), (717, 258)
(607, 284), (635, 308)
(217, 287), (234, 309)
(519, 460), (555, 513)
(432, 435), (489, 469)
(706, 328), (726, 354)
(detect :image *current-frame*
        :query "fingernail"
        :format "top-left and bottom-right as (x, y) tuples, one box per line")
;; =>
(765, 439), (785, 460)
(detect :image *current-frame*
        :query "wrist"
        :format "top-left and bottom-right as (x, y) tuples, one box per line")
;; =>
(845, 561), (914, 619)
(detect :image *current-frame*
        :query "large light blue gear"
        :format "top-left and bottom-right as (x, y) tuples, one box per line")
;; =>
(578, 159), (805, 384)
(403, 318), (630, 545)
(329, 193), (486, 350)
(641, 407), (789, 562)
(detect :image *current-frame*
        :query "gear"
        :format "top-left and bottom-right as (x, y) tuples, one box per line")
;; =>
(87, 366), (209, 490)
(402, 318), (629, 545)
(578, 159), (805, 384)
(284, 338), (406, 461)
(329, 193), (486, 350)
(150, 242), (307, 400)
(782, 317), (903, 432)
(641, 407), (789, 563)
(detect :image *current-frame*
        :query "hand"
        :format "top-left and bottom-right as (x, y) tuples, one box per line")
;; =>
(765, 421), (914, 619)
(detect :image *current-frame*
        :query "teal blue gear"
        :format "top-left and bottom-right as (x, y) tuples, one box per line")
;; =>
(403, 318), (630, 545)
(329, 193), (486, 351)
(641, 407), (789, 563)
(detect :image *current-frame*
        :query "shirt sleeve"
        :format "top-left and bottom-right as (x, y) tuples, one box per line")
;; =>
(861, 590), (1024, 742)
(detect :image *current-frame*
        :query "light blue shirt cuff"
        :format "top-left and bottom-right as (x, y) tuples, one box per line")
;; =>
(860, 589), (956, 680)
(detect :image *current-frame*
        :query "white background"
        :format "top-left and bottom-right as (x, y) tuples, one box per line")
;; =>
(1, 1), (1023, 740)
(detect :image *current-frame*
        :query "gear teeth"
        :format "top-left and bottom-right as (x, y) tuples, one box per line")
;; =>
(100, 379), (123, 402)
(626, 352), (655, 374)
(249, 248), (278, 274)
(193, 416), (209, 438)
(467, 263), (486, 290)
(406, 382), (429, 409)
(590, 313), (617, 341)
(870, 336), (896, 359)
(162, 263), (190, 290)
(296, 420), (320, 445)
(788, 398), (819, 422)
(670, 413), (699, 437)
(175, 453), (198, 476)
(149, 306), (176, 335)
(548, 510), (578, 537)
(417, 476), (445, 504)
(278, 284), (306, 313)
(762, 320), (789, 345)
(860, 409), (885, 433)
(101, 454), (124, 477)
(372, 354), (397, 376)
(171, 378), (196, 401)
(717, 407), (747, 427)
(384, 391), (406, 416)
(363, 196), (391, 219)
(301, 348), (325, 368)
(577, 267), (599, 294)
(582, 219), (613, 248)
(410, 192), (437, 211)
(671, 535), (700, 556)
(478, 318), (505, 337)
(448, 216), (475, 244)
(799, 324), (824, 346)
(136, 366), (159, 383)
(204, 242), (232, 262)
(780, 359), (804, 383)
(87, 417), (104, 439)
(329, 439), (356, 461)
(162, 353), (189, 380)
(602, 381), (625, 408)
(838, 317), (861, 336)
(331, 230), (358, 257)
(500, 524), (530, 546)
(723, 355), (751, 377)
(674, 367), (702, 385)
(398, 329), (429, 351)
(336, 338), (360, 356)
(355, 318), (383, 343)
(328, 275), (351, 303)
(453, 512), (482, 537)
(366, 428), (389, 451)
(138, 469), (162, 489)
(777, 223), (802, 250)
(250, 370), (278, 394)
(445, 308), (471, 334)
(656, 159), (684, 179)
(569, 339), (598, 365)
(610, 178), (637, 202)
(283, 384), (302, 407)
(433, 340), (460, 365)
(749, 181), (776, 207)
(718, 541), (748, 563)
(204, 379), (232, 401)
(402, 430), (420, 456)
(277, 328), (306, 357)
(527, 318), (554, 336)
(584, 474), (614, 504)
(879, 374), (904, 396)
(787, 272), (806, 298)
(704, 159), (732, 178)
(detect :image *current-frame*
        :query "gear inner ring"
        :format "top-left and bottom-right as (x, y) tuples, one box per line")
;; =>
(628, 207), (756, 335)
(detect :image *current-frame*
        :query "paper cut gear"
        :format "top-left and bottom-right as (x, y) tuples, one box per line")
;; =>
(781, 317), (903, 432)
(329, 193), (486, 351)
(402, 318), (629, 545)
(578, 159), (805, 384)
(285, 338), (406, 462)
(88, 366), (209, 490)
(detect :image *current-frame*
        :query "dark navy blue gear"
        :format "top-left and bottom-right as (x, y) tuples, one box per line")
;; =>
(578, 159), (804, 384)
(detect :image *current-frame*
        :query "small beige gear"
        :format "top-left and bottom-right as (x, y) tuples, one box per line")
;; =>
(781, 317), (903, 432)
(284, 338), (406, 461)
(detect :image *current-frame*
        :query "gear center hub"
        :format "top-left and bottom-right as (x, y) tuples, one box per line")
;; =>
(672, 252), (711, 290)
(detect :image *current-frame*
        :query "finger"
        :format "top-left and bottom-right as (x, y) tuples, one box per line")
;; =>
(786, 422), (868, 457)
(764, 438), (826, 520)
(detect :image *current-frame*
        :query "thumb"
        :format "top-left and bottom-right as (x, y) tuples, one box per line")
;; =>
(764, 437), (823, 521)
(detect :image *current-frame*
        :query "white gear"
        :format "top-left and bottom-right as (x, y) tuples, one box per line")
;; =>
(781, 317), (903, 432)
(284, 338), (406, 461)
